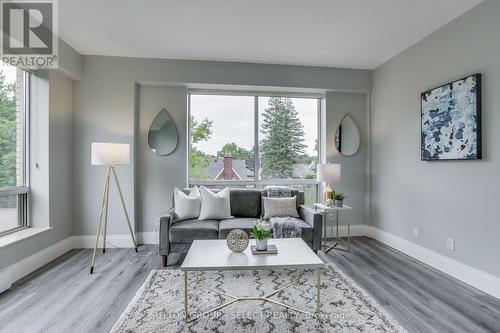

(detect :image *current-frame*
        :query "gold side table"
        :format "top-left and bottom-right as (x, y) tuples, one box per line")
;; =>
(314, 203), (353, 253)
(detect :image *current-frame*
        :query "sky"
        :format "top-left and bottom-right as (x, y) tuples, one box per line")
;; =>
(190, 95), (318, 156)
(0, 61), (17, 84)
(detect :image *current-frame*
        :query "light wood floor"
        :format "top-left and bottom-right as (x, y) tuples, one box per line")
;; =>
(0, 237), (499, 333)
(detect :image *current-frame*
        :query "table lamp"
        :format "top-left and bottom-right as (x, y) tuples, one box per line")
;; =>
(317, 163), (341, 204)
(90, 142), (137, 274)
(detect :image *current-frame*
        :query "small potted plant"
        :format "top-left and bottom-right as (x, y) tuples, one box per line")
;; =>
(335, 193), (346, 207)
(251, 219), (273, 251)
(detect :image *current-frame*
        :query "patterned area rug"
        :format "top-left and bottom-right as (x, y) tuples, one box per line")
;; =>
(111, 264), (406, 332)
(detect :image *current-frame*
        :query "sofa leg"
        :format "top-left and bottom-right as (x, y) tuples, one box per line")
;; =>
(161, 255), (168, 267)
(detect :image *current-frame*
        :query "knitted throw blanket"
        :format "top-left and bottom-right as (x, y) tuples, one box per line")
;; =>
(265, 185), (291, 198)
(264, 186), (302, 238)
(270, 216), (302, 238)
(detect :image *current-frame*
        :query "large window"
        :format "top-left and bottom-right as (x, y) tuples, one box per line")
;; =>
(0, 61), (29, 235)
(189, 93), (319, 203)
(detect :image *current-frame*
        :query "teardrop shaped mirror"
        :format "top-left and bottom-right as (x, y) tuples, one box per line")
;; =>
(335, 114), (360, 156)
(148, 108), (178, 156)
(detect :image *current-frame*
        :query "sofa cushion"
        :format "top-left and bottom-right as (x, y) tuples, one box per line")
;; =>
(218, 218), (257, 239)
(169, 219), (219, 243)
(175, 188), (262, 218)
(229, 189), (261, 218)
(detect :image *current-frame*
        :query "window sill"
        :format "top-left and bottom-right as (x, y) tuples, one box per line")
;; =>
(0, 227), (53, 250)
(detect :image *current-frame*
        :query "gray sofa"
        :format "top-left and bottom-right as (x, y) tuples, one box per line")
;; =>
(159, 188), (323, 267)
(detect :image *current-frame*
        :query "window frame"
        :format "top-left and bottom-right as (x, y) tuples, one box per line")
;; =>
(187, 90), (321, 202)
(0, 69), (30, 236)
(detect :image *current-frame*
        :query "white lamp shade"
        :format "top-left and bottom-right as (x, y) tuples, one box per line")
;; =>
(316, 163), (341, 183)
(91, 142), (130, 166)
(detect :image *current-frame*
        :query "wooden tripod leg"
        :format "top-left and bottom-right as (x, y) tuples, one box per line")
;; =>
(90, 167), (111, 274)
(111, 167), (138, 252)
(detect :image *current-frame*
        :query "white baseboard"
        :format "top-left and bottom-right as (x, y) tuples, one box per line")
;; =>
(72, 235), (136, 248)
(72, 231), (158, 248)
(367, 226), (500, 300)
(3, 237), (73, 287)
(138, 232), (158, 245)
(325, 224), (368, 238)
(3, 225), (500, 301)
(2, 233), (157, 288)
(0, 269), (11, 293)
(71, 227), (370, 247)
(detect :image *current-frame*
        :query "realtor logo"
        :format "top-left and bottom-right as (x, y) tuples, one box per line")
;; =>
(1, 0), (58, 68)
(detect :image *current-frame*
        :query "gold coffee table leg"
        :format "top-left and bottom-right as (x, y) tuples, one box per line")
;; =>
(348, 209), (351, 251)
(184, 271), (188, 323)
(183, 269), (322, 324)
(316, 268), (321, 314)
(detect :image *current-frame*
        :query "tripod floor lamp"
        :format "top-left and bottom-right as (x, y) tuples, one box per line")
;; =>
(90, 142), (138, 274)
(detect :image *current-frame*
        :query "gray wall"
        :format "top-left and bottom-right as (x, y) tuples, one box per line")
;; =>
(137, 85), (187, 232)
(49, 71), (74, 238)
(72, 56), (371, 236)
(371, 0), (500, 277)
(326, 92), (368, 226)
(72, 57), (137, 236)
(58, 38), (83, 80)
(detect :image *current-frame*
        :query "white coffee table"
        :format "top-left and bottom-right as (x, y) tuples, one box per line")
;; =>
(181, 238), (325, 323)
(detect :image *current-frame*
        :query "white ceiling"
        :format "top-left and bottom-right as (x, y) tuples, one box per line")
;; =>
(58, 0), (482, 69)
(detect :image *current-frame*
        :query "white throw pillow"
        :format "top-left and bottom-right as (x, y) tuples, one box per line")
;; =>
(262, 196), (299, 219)
(173, 186), (201, 222)
(199, 187), (232, 220)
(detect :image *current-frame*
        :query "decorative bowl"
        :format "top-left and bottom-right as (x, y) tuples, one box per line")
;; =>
(226, 229), (249, 253)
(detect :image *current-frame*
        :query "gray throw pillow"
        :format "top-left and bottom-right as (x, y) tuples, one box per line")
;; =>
(262, 196), (299, 219)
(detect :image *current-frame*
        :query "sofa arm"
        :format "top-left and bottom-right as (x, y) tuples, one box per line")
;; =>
(159, 209), (174, 255)
(299, 205), (323, 252)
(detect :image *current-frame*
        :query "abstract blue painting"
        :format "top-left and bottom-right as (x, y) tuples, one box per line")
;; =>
(421, 74), (481, 160)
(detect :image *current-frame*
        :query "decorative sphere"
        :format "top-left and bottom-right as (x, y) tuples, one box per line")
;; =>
(226, 229), (249, 253)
